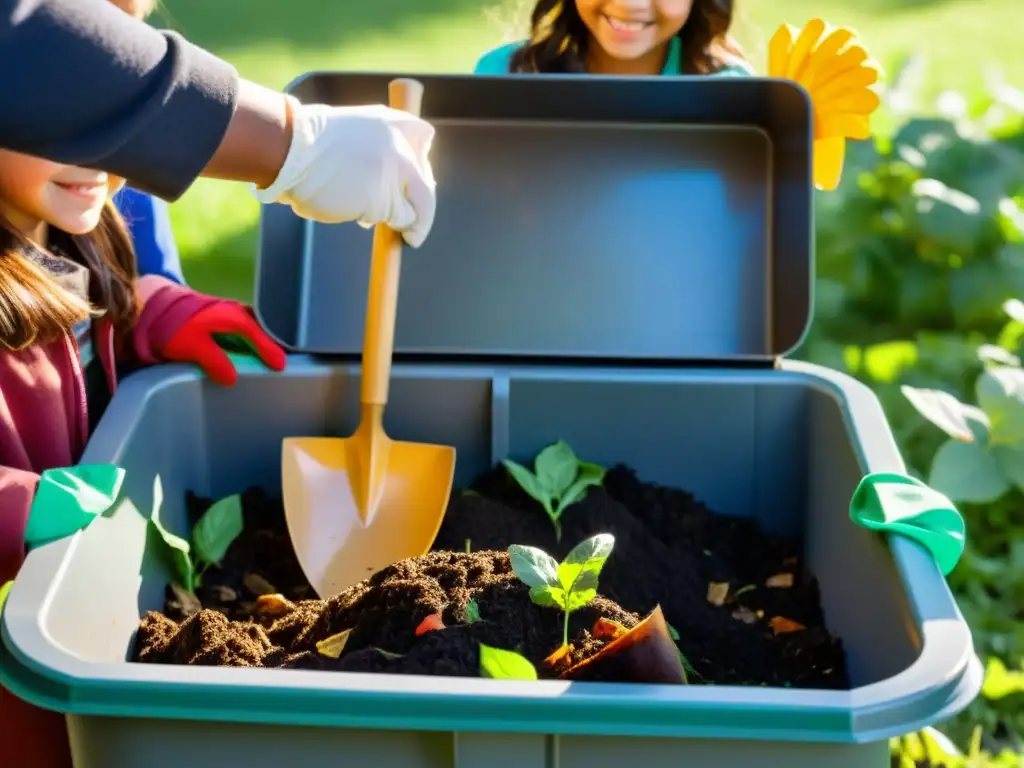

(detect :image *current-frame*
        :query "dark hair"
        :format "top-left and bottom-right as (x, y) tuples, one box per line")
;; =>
(509, 0), (745, 75)
(0, 201), (138, 350)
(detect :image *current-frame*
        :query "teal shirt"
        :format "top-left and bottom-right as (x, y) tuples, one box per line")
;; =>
(473, 36), (752, 76)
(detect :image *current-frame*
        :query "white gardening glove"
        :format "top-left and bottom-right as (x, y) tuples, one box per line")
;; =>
(252, 101), (437, 248)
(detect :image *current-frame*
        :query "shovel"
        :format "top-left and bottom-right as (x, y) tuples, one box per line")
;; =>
(281, 78), (456, 598)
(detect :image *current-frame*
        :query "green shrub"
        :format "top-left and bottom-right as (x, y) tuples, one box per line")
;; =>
(795, 62), (1024, 759)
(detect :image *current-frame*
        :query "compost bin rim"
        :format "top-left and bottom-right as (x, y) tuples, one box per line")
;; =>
(0, 613), (982, 745)
(1, 362), (982, 743)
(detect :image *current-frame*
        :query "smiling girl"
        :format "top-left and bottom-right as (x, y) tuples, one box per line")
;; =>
(0, 151), (284, 766)
(475, 0), (751, 76)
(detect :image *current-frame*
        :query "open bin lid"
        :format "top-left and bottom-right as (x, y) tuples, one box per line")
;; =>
(255, 73), (813, 363)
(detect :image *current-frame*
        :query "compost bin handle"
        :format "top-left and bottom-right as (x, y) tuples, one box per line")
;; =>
(360, 78), (424, 405)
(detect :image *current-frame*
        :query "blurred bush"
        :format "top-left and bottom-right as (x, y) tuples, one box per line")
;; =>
(791, 55), (1024, 763)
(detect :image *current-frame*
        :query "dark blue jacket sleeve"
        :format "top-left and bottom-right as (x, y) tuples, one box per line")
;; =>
(114, 187), (187, 285)
(0, 0), (238, 201)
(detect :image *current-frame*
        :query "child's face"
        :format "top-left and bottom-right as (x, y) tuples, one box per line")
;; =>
(0, 151), (123, 238)
(575, 0), (693, 64)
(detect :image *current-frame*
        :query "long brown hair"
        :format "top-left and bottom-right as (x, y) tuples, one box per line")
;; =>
(0, 201), (138, 350)
(509, 0), (745, 75)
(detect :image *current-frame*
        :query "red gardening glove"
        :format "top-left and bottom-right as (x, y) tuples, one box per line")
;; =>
(162, 303), (286, 387)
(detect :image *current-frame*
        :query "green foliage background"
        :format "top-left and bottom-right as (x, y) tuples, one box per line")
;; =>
(791, 57), (1024, 764)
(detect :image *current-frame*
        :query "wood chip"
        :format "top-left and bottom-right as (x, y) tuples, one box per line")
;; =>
(769, 617), (806, 635)
(243, 572), (277, 597)
(592, 617), (629, 640)
(316, 629), (352, 659)
(765, 573), (794, 589)
(706, 582), (730, 606)
(168, 581), (202, 617)
(544, 643), (572, 667)
(731, 606), (758, 624)
(254, 593), (295, 618)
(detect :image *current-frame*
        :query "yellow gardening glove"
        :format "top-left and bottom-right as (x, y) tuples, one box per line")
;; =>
(768, 19), (883, 190)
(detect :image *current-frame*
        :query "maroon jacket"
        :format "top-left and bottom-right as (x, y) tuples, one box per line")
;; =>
(0, 249), (227, 768)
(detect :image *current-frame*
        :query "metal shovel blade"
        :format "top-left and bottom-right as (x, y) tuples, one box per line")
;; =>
(281, 433), (455, 597)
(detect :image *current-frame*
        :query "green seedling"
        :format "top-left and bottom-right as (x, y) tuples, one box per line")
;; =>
(479, 643), (538, 680)
(149, 475), (243, 594)
(464, 599), (482, 624)
(508, 533), (614, 649)
(502, 440), (606, 540)
(666, 622), (698, 679)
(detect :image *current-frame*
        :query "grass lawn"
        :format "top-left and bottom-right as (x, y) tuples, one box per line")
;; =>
(153, 0), (1023, 301)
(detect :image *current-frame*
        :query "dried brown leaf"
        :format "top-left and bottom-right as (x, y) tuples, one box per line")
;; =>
(766, 573), (794, 589)
(769, 617), (805, 635)
(316, 629), (352, 658)
(706, 582), (730, 606)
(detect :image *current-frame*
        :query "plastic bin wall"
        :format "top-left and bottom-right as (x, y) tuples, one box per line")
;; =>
(1, 358), (982, 768)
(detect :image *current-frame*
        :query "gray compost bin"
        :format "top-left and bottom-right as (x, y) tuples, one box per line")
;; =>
(1, 73), (982, 768)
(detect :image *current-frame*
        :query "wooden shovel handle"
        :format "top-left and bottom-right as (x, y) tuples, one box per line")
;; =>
(361, 78), (424, 405)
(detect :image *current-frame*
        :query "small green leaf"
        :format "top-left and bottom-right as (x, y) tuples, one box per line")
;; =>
(558, 533), (614, 593)
(507, 544), (560, 589)
(479, 644), (538, 680)
(901, 385), (985, 442)
(976, 366), (1024, 445)
(928, 438), (1010, 504)
(564, 587), (597, 612)
(464, 599), (482, 623)
(501, 460), (553, 509)
(529, 584), (563, 608)
(534, 440), (579, 496)
(192, 494), (243, 566)
(149, 476), (195, 592)
(150, 518), (195, 593)
(558, 461), (605, 513)
(664, 622), (695, 679)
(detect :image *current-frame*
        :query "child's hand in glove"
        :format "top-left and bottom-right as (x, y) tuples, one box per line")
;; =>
(162, 303), (287, 387)
(252, 100), (437, 248)
(768, 19), (882, 191)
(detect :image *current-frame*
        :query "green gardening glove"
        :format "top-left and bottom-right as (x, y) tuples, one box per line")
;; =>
(849, 472), (966, 576)
(23, 464), (126, 549)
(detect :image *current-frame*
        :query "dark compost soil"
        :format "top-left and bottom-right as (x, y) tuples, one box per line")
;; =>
(133, 467), (848, 688)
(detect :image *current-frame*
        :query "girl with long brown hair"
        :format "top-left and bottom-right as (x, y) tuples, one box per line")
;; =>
(0, 148), (284, 766)
(475, 0), (749, 76)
